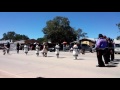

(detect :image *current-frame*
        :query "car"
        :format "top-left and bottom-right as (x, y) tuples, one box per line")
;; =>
(114, 44), (120, 54)
(48, 47), (55, 52)
(81, 44), (93, 53)
(0, 46), (4, 49)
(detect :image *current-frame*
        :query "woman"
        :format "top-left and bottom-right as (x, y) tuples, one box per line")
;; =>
(35, 44), (40, 56)
(55, 44), (60, 58)
(24, 44), (28, 55)
(73, 43), (79, 60)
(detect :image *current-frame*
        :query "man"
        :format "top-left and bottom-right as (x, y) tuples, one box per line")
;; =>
(6, 42), (10, 54)
(108, 38), (114, 62)
(96, 34), (108, 67)
(16, 43), (20, 54)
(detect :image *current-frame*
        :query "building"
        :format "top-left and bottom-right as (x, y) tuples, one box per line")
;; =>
(79, 38), (97, 47)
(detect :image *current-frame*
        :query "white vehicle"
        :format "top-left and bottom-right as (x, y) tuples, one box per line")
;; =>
(114, 44), (120, 54)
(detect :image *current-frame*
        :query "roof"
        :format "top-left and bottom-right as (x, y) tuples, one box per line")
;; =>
(14, 40), (25, 44)
(0, 40), (11, 44)
(80, 38), (97, 43)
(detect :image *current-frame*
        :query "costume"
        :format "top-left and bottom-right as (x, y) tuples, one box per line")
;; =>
(55, 44), (60, 58)
(35, 45), (40, 56)
(42, 45), (48, 57)
(24, 45), (28, 55)
(73, 44), (79, 60)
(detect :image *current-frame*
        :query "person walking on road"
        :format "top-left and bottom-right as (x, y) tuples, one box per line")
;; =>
(16, 43), (20, 54)
(96, 34), (108, 67)
(73, 43), (79, 60)
(55, 43), (60, 58)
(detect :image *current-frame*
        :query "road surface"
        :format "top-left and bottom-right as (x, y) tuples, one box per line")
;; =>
(0, 50), (120, 78)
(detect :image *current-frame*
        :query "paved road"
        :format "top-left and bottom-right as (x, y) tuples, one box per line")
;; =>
(0, 50), (120, 78)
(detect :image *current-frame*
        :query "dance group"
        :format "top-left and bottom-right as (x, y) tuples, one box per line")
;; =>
(2, 33), (115, 67)
(2, 42), (81, 60)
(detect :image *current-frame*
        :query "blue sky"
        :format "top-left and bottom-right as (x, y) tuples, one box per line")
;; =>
(0, 12), (120, 40)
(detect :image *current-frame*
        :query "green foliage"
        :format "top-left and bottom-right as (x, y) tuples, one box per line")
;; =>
(37, 37), (47, 44)
(42, 16), (77, 44)
(76, 28), (88, 41)
(116, 36), (120, 40)
(1, 31), (29, 40)
(116, 23), (120, 31)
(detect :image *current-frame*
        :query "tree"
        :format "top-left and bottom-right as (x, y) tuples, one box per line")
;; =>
(116, 36), (120, 40)
(116, 23), (120, 32)
(2, 31), (16, 40)
(42, 16), (77, 44)
(1, 31), (29, 40)
(37, 37), (47, 44)
(76, 28), (88, 41)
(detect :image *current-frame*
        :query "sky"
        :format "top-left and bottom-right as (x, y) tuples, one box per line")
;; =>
(0, 12), (120, 40)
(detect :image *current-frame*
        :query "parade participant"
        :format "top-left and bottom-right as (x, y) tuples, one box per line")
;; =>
(35, 44), (40, 56)
(24, 44), (28, 55)
(73, 43), (79, 60)
(42, 43), (48, 57)
(3, 44), (7, 55)
(55, 44), (60, 58)
(16, 43), (20, 54)
(108, 38), (114, 62)
(6, 42), (10, 54)
(103, 36), (110, 65)
(96, 34), (108, 67)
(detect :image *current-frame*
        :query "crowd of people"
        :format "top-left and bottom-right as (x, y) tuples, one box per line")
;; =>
(2, 34), (115, 67)
(96, 34), (114, 67)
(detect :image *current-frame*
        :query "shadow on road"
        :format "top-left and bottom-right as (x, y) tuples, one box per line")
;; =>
(114, 59), (120, 62)
(105, 65), (117, 68)
(74, 58), (84, 60)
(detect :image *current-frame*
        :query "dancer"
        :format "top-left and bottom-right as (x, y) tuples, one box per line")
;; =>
(55, 44), (60, 58)
(42, 43), (48, 57)
(24, 44), (28, 55)
(73, 43), (79, 60)
(35, 44), (40, 56)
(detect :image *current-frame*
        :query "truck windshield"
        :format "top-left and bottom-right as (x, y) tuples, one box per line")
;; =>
(115, 44), (120, 47)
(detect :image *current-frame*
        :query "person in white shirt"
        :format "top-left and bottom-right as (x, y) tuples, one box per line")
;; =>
(55, 44), (60, 58)
(24, 44), (28, 55)
(73, 43), (79, 60)
(35, 44), (40, 56)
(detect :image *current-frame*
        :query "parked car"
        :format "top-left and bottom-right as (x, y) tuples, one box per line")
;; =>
(48, 47), (55, 52)
(0, 46), (4, 49)
(81, 44), (93, 53)
(114, 44), (120, 54)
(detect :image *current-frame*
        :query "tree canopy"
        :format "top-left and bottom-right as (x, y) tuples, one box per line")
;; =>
(42, 16), (87, 44)
(1, 31), (29, 41)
